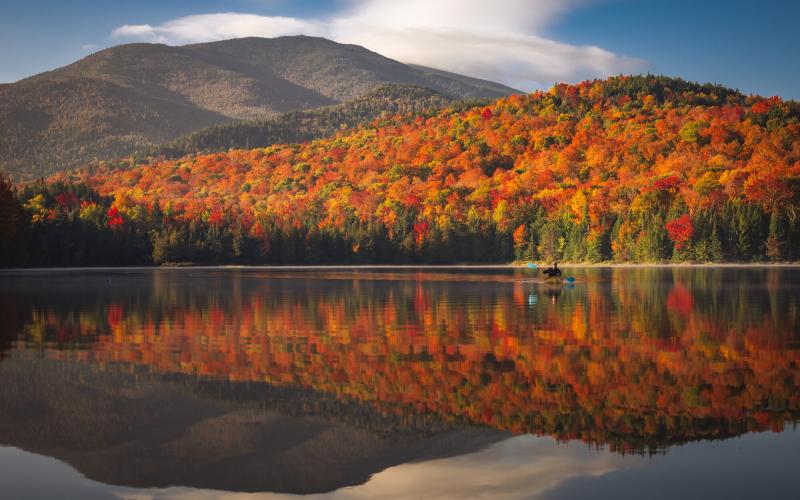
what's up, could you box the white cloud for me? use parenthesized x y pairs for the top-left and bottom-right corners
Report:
(109, 1), (645, 91)
(111, 13), (325, 45)
(80, 43), (98, 51)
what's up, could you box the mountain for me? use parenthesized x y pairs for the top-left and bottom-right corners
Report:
(0, 36), (519, 180)
(149, 84), (458, 159)
(7, 75), (800, 266)
(406, 64), (520, 98)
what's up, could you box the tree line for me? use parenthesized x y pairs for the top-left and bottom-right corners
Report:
(1, 173), (797, 267)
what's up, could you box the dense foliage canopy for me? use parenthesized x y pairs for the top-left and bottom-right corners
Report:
(2, 75), (800, 266)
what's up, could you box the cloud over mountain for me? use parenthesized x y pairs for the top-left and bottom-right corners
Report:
(111, 0), (645, 90)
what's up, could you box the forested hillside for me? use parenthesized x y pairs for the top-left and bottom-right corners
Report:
(150, 84), (456, 159)
(2, 75), (799, 266)
(0, 36), (517, 180)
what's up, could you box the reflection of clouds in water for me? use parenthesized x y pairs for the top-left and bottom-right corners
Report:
(327, 436), (639, 500)
(112, 436), (641, 500)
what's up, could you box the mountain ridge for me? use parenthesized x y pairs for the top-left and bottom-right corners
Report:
(0, 36), (519, 180)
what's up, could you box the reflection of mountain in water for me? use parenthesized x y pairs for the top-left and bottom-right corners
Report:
(0, 352), (505, 493)
(1, 267), (799, 459)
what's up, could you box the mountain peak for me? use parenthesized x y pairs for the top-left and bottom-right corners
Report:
(0, 37), (519, 180)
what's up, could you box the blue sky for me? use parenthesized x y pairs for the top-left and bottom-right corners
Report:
(1, 0), (797, 98)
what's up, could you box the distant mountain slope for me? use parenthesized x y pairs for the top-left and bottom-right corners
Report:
(0, 36), (519, 180)
(150, 84), (459, 159)
(180, 37), (519, 102)
(0, 77), (227, 179)
(407, 64), (522, 99)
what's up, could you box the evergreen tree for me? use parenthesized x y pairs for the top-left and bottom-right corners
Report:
(766, 209), (786, 261)
(0, 173), (28, 267)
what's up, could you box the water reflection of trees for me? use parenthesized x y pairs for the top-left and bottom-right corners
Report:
(4, 268), (799, 453)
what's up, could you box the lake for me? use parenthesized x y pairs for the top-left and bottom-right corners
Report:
(0, 266), (798, 499)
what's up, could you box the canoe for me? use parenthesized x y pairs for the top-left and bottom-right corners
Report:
(545, 276), (575, 284)
(518, 277), (576, 285)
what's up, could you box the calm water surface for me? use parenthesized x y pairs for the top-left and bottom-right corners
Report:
(0, 267), (798, 499)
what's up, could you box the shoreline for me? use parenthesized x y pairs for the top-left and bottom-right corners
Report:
(515, 262), (800, 268)
(2, 262), (800, 273)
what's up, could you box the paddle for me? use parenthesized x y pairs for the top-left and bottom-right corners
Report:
(527, 262), (576, 283)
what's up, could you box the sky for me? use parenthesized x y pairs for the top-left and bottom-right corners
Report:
(0, 0), (797, 98)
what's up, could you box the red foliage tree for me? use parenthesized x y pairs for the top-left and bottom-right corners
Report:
(412, 220), (430, 246)
(54, 192), (79, 213)
(666, 215), (694, 250)
(106, 206), (124, 229)
(653, 175), (682, 192)
(513, 224), (527, 248)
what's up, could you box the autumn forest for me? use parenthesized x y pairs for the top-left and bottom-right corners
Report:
(2, 75), (800, 266)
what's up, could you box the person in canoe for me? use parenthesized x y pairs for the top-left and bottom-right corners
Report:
(541, 262), (563, 282)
